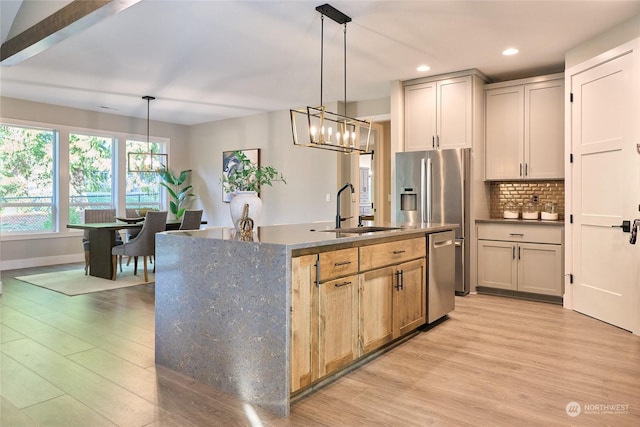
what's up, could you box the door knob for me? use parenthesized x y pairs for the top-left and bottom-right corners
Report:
(630, 219), (639, 245)
(612, 220), (631, 233)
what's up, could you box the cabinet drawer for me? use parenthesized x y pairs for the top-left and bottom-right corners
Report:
(360, 238), (426, 271)
(477, 223), (562, 244)
(318, 248), (358, 282)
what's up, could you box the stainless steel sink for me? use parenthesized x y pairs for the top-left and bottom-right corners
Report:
(320, 226), (402, 234)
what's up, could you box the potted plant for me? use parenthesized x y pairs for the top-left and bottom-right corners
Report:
(221, 150), (286, 193)
(158, 167), (196, 220)
(221, 150), (285, 229)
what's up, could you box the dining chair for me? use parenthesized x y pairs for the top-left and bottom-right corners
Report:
(124, 208), (154, 267)
(111, 211), (167, 282)
(179, 209), (204, 230)
(82, 208), (121, 275)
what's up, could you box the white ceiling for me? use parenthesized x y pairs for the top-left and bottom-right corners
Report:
(1, 0), (639, 125)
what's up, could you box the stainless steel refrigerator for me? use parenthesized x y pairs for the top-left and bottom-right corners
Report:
(396, 148), (470, 295)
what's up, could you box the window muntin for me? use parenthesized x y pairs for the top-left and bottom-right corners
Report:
(0, 124), (56, 233)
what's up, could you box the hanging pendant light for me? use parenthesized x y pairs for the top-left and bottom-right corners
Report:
(127, 95), (168, 172)
(290, 3), (372, 154)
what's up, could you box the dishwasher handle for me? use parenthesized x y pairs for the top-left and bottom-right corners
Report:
(432, 239), (454, 249)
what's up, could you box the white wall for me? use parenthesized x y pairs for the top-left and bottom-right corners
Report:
(565, 14), (640, 68)
(187, 109), (342, 227)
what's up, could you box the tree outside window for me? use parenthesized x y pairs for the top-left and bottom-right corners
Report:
(0, 124), (55, 233)
(68, 133), (114, 224)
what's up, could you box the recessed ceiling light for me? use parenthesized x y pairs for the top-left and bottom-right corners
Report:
(502, 48), (519, 56)
(417, 65), (430, 72)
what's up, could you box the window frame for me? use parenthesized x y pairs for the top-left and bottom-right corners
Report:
(0, 122), (58, 234)
(0, 117), (169, 240)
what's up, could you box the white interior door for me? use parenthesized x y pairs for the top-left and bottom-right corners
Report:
(570, 42), (640, 333)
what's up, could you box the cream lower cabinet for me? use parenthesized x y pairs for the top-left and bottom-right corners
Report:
(477, 223), (563, 297)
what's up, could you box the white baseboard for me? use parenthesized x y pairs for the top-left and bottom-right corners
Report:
(1, 254), (84, 271)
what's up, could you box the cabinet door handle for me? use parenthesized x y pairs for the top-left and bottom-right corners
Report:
(509, 233), (524, 237)
(334, 281), (351, 288)
(401, 270), (405, 290)
(519, 163), (523, 177)
(392, 250), (406, 255)
(394, 270), (402, 290)
(512, 246), (516, 259)
(432, 136), (435, 149)
(525, 163), (528, 176)
(518, 246), (521, 260)
(334, 260), (352, 266)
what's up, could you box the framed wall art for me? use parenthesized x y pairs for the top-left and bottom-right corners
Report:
(222, 148), (259, 202)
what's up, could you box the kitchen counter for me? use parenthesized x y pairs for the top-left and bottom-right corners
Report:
(162, 220), (458, 249)
(476, 218), (564, 226)
(154, 221), (456, 417)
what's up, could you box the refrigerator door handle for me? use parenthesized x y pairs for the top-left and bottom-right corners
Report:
(420, 158), (426, 223)
(426, 158), (433, 223)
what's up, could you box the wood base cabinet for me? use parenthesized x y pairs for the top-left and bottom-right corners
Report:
(290, 254), (317, 393)
(318, 274), (358, 377)
(359, 258), (426, 354)
(291, 235), (429, 395)
(477, 223), (563, 297)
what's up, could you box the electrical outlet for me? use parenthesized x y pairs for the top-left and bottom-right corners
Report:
(532, 194), (539, 203)
(325, 193), (330, 202)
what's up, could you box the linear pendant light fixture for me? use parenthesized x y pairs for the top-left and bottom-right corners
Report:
(128, 95), (168, 172)
(290, 3), (372, 154)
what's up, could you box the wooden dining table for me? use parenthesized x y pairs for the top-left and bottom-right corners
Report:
(67, 219), (186, 279)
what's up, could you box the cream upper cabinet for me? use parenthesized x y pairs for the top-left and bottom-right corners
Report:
(485, 75), (564, 180)
(404, 76), (473, 151)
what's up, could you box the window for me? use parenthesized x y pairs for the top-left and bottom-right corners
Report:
(68, 133), (114, 224)
(0, 124), (56, 233)
(126, 139), (163, 212)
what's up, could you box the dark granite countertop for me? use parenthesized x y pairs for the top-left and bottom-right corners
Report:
(476, 218), (564, 227)
(162, 221), (458, 251)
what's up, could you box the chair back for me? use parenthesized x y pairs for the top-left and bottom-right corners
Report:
(83, 208), (116, 240)
(179, 210), (203, 230)
(129, 210), (168, 256)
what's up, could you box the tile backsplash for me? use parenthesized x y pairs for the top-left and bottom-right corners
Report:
(490, 181), (565, 219)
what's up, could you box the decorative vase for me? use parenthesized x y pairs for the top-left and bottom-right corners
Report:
(229, 191), (262, 231)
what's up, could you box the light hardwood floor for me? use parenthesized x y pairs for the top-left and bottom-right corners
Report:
(1, 263), (638, 426)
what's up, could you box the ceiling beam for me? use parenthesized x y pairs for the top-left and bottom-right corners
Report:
(1, 0), (141, 66)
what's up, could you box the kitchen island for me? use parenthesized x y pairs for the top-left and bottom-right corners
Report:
(154, 222), (456, 416)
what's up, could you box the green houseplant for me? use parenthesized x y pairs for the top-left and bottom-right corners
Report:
(221, 150), (286, 194)
(158, 167), (196, 220)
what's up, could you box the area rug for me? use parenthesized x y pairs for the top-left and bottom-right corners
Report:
(15, 264), (154, 296)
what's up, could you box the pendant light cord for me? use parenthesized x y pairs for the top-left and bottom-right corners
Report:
(344, 22), (347, 108)
(319, 15), (349, 110)
(320, 15), (324, 107)
(142, 95), (155, 152)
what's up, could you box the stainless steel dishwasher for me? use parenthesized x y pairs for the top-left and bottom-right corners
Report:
(428, 230), (456, 323)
